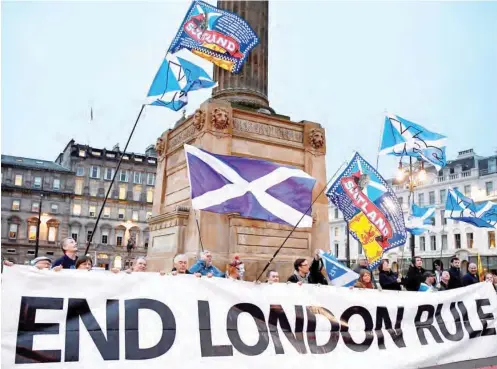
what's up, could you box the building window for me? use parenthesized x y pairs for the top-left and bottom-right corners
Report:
(28, 225), (37, 241)
(429, 191), (435, 205)
(146, 211), (152, 219)
(430, 235), (436, 251)
(89, 205), (97, 217)
(133, 172), (142, 184)
(119, 185), (127, 200)
(147, 173), (155, 186)
(101, 230), (109, 245)
(75, 178), (84, 195)
(73, 204), (81, 216)
(6, 249), (16, 254)
(119, 170), (128, 182)
(76, 167), (84, 176)
(454, 234), (461, 249)
(442, 234), (448, 250)
(46, 251), (54, 256)
(12, 200), (20, 211)
(439, 189), (446, 204)
(420, 236), (425, 251)
(79, 149), (86, 157)
(334, 227), (340, 237)
(53, 179), (60, 190)
(71, 231), (78, 242)
(103, 207), (110, 218)
(118, 208), (125, 220)
(51, 204), (58, 213)
(132, 211), (139, 221)
(9, 224), (18, 240)
(14, 174), (23, 186)
(27, 250), (35, 256)
(133, 185), (142, 202)
(440, 210), (447, 225)
(489, 231), (496, 249)
(334, 208), (339, 219)
(33, 177), (42, 188)
(147, 188), (154, 203)
(90, 166), (100, 179)
(489, 159), (497, 173)
(87, 230), (93, 242)
(466, 232), (474, 248)
(334, 243), (339, 258)
(31, 202), (39, 212)
(104, 168), (114, 181)
(48, 226), (57, 243)
(486, 181), (494, 196)
(116, 230), (124, 246)
(464, 185), (471, 197)
(418, 193), (425, 206)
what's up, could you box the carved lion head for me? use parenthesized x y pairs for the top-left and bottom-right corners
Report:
(309, 128), (324, 149)
(193, 109), (205, 131)
(211, 108), (230, 130)
(155, 137), (165, 156)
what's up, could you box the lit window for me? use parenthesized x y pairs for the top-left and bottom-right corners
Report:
(73, 204), (81, 216)
(89, 166), (100, 179)
(135, 157), (143, 162)
(89, 205), (97, 217)
(123, 155), (129, 160)
(104, 168), (114, 181)
(132, 211), (139, 221)
(92, 151), (101, 156)
(79, 149), (86, 157)
(31, 202), (40, 212)
(147, 173), (155, 186)
(75, 178), (83, 195)
(106, 153), (115, 158)
(118, 208), (125, 220)
(489, 231), (496, 249)
(14, 175), (23, 186)
(33, 177), (42, 188)
(119, 185), (127, 200)
(147, 188), (154, 203)
(133, 185), (142, 201)
(76, 167), (84, 176)
(53, 179), (60, 190)
(28, 225), (37, 241)
(48, 227), (57, 242)
(9, 224), (18, 239)
(148, 159), (156, 164)
(119, 170), (128, 182)
(133, 172), (142, 184)
(12, 200), (20, 211)
(103, 207), (110, 218)
(89, 181), (98, 197)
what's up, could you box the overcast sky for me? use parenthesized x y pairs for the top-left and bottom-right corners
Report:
(2, 0), (496, 178)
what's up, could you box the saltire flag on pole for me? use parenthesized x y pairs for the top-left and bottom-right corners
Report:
(405, 203), (436, 235)
(147, 53), (216, 111)
(168, 0), (259, 74)
(379, 112), (447, 170)
(319, 250), (359, 287)
(326, 153), (407, 269)
(444, 188), (497, 228)
(184, 144), (316, 227)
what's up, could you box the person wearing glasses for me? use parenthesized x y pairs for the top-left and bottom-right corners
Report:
(287, 251), (328, 285)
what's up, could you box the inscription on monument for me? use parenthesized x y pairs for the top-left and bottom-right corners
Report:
(168, 124), (196, 149)
(233, 118), (303, 143)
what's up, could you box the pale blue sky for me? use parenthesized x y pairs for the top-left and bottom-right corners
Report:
(2, 1), (497, 178)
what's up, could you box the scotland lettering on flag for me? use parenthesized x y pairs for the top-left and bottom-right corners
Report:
(326, 153), (407, 269)
(319, 250), (359, 287)
(445, 188), (497, 228)
(406, 203), (436, 235)
(379, 112), (447, 170)
(146, 52), (216, 111)
(184, 144), (317, 227)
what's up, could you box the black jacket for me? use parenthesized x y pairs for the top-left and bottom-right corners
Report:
(287, 258), (328, 285)
(448, 267), (463, 289)
(403, 265), (426, 291)
(438, 281), (449, 291)
(462, 273), (478, 286)
(379, 271), (401, 291)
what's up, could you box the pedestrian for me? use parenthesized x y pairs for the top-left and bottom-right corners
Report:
(266, 270), (280, 283)
(189, 250), (224, 277)
(354, 269), (374, 289)
(438, 271), (450, 291)
(52, 237), (78, 269)
(171, 254), (201, 277)
(448, 257), (463, 289)
(75, 255), (93, 271)
(287, 251), (328, 285)
(403, 256), (425, 291)
(378, 259), (401, 291)
(462, 263), (479, 286)
(419, 272), (437, 292)
(353, 256), (369, 274)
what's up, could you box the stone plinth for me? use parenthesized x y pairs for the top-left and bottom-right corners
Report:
(147, 99), (329, 280)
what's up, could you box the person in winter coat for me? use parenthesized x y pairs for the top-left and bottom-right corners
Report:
(189, 250), (225, 277)
(462, 263), (479, 286)
(448, 257), (463, 289)
(353, 256), (369, 274)
(287, 251), (328, 285)
(378, 259), (401, 291)
(403, 256), (425, 291)
(438, 271), (451, 291)
(354, 269), (374, 289)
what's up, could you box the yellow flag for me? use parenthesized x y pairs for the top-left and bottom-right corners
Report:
(477, 253), (484, 282)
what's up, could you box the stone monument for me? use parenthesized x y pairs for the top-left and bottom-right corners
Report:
(147, 1), (329, 279)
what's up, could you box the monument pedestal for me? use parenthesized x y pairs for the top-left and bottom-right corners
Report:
(147, 99), (329, 280)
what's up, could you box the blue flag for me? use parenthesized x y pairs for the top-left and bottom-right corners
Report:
(444, 188), (497, 228)
(168, 0), (259, 74)
(147, 54), (216, 111)
(319, 251), (359, 287)
(326, 153), (407, 269)
(406, 203), (436, 235)
(184, 144), (316, 227)
(379, 112), (447, 170)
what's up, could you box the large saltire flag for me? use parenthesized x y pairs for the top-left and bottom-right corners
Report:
(184, 144), (316, 227)
(319, 250), (359, 287)
(444, 188), (497, 228)
(147, 53), (216, 111)
(326, 153), (407, 269)
(168, 0), (259, 74)
(379, 112), (447, 170)
(406, 203), (436, 235)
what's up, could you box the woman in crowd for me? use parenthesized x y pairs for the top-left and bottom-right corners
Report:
(354, 269), (374, 289)
(75, 256), (93, 271)
(379, 259), (401, 291)
(485, 273), (497, 292)
(226, 256), (244, 280)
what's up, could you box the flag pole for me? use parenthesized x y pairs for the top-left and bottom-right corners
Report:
(85, 104), (146, 255)
(194, 210), (205, 254)
(256, 161), (348, 281)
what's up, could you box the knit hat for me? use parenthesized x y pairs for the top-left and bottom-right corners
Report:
(31, 256), (52, 266)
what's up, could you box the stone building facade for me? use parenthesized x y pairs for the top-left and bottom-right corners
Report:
(1, 140), (157, 269)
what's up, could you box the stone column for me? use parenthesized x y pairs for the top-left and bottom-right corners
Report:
(212, 1), (269, 110)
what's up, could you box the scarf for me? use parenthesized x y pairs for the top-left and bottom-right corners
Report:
(293, 270), (309, 283)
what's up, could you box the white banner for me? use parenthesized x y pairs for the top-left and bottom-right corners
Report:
(2, 266), (497, 369)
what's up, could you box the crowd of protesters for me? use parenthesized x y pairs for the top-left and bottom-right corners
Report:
(3, 236), (497, 293)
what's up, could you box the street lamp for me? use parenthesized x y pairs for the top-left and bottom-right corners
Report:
(396, 157), (427, 260)
(34, 182), (44, 258)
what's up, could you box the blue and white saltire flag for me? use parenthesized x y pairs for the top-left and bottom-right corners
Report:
(379, 112), (447, 170)
(406, 203), (436, 235)
(147, 53), (216, 111)
(445, 188), (497, 228)
(184, 144), (317, 227)
(319, 250), (359, 287)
